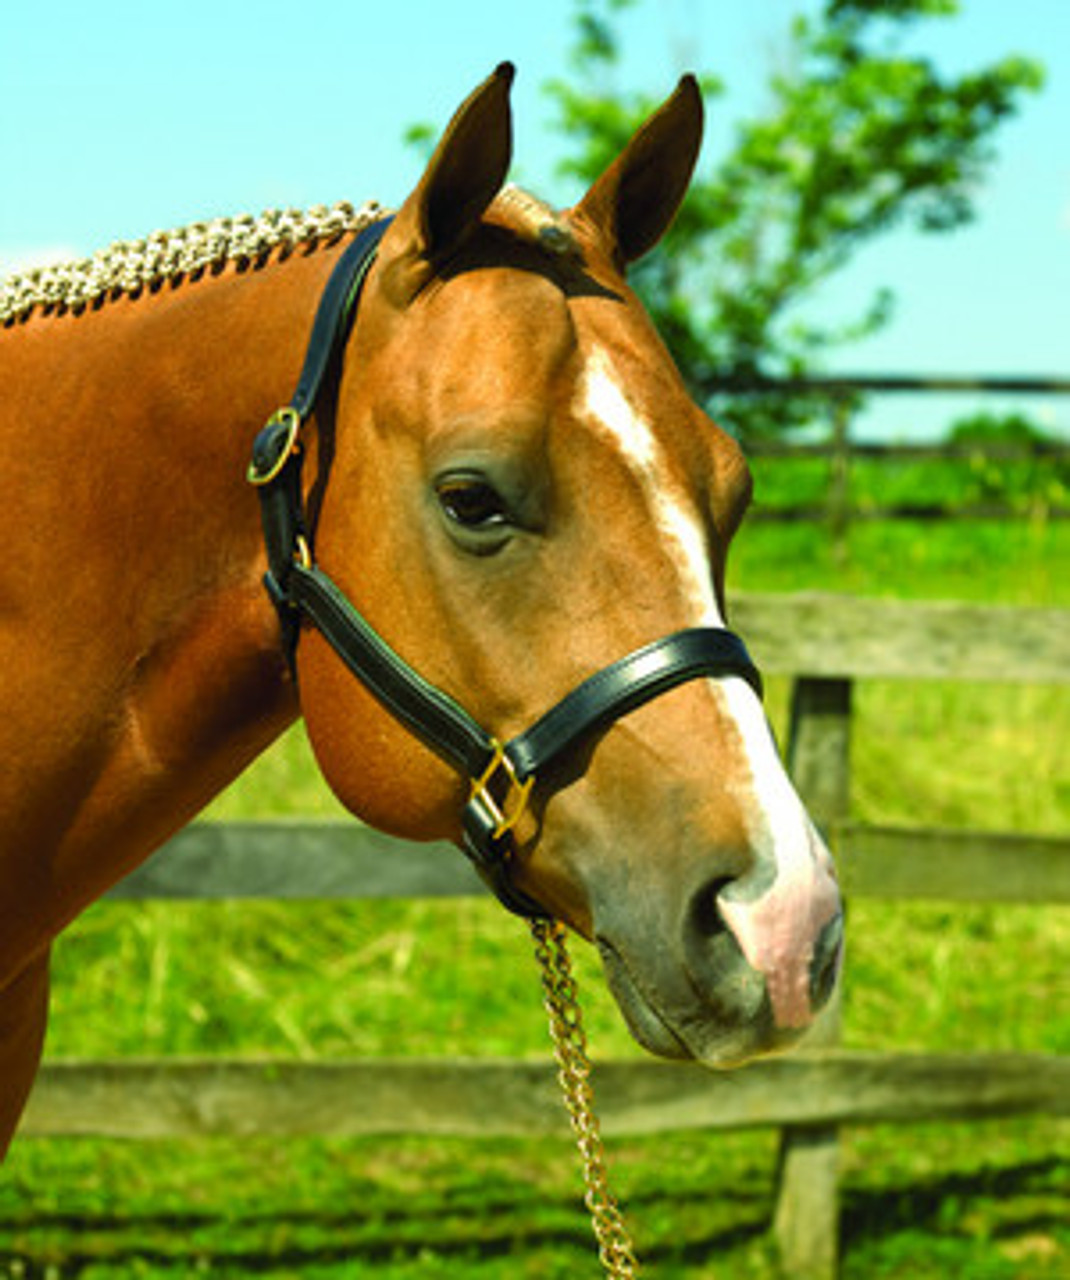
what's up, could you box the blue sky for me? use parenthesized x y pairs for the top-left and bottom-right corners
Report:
(2, 0), (1067, 440)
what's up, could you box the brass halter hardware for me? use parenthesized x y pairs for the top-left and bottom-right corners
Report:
(293, 534), (313, 572)
(468, 738), (535, 841)
(247, 406), (302, 486)
(533, 920), (640, 1277)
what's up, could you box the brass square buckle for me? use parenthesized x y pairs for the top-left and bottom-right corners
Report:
(469, 739), (534, 841)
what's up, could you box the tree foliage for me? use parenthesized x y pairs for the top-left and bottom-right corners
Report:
(945, 411), (1069, 508)
(948, 409), (1056, 451)
(546, 0), (1044, 440)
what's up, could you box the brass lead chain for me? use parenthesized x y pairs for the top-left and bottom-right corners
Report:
(531, 919), (640, 1278)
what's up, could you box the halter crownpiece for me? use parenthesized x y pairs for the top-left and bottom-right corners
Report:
(249, 216), (764, 918)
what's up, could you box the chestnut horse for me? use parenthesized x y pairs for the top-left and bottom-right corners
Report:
(0, 65), (841, 1159)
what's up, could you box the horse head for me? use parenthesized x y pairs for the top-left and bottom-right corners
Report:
(292, 65), (842, 1066)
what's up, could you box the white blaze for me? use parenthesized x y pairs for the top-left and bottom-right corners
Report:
(574, 347), (841, 1026)
(576, 348), (720, 627)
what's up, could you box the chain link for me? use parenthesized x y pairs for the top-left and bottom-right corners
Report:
(531, 918), (640, 1278)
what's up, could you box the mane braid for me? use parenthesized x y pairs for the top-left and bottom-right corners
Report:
(0, 200), (384, 327)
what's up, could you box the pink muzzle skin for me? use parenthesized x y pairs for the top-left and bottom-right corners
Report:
(716, 832), (843, 1029)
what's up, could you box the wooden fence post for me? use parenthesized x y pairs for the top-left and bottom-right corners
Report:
(828, 397), (852, 563)
(772, 675), (852, 1280)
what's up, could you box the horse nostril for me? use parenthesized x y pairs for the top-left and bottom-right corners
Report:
(688, 877), (735, 942)
(809, 913), (844, 1010)
(683, 875), (767, 1026)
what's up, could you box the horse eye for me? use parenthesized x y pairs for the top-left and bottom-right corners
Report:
(436, 477), (510, 530)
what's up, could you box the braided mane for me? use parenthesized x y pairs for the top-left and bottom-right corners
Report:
(0, 185), (580, 329)
(0, 200), (383, 327)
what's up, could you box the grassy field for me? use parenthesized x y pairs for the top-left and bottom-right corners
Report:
(1, 487), (1067, 1278)
(747, 442), (1070, 525)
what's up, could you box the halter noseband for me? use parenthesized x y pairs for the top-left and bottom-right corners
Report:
(248, 217), (763, 919)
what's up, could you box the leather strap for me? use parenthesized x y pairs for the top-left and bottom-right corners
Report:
(291, 218), (394, 420)
(504, 627), (762, 781)
(250, 217), (394, 650)
(288, 561), (497, 779)
(460, 627), (762, 916)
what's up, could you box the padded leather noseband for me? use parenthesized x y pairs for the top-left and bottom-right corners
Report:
(248, 217), (763, 918)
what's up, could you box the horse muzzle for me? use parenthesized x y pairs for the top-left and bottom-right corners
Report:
(592, 824), (843, 1066)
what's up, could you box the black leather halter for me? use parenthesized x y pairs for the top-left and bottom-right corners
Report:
(248, 217), (763, 918)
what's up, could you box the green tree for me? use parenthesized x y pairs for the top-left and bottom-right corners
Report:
(948, 409), (1053, 452)
(946, 410), (1068, 508)
(546, 0), (1044, 441)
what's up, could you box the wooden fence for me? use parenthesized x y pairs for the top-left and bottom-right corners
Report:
(19, 592), (1070, 1279)
(704, 373), (1070, 531)
(746, 434), (1070, 528)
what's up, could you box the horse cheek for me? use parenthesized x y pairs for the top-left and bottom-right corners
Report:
(297, 632), (464, 843)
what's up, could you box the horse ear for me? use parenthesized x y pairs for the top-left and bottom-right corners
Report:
(386, 62), (514, 287)
(572, 75), (703, 268)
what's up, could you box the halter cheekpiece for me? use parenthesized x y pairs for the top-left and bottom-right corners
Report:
(248, 216), (763, 919)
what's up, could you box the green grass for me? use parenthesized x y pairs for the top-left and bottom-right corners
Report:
(747, 449), (1070, 522)
(729, 508), (1069, 606)
(2, 511), (1068, 1278)
(3, 1126), (1067, 1277)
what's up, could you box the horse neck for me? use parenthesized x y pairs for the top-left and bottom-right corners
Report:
(12, 250), (343, 640)
(7, 246), (341, 567)
(0, 250), (341, 951)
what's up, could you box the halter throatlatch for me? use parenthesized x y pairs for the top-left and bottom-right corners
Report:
(249, 217), (764, 919)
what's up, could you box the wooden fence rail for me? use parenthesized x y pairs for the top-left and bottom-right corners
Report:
(19, 591), (1070, 1280)
(698, 372), (1070, 529)
(24, 1053), (1070, 1143)
(745, 444), (1070, 526)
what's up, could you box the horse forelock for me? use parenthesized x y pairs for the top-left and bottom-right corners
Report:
(490, 186), (577, 259)
(0, 200), (384, 327)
